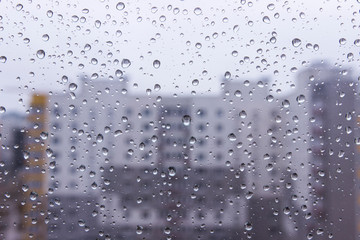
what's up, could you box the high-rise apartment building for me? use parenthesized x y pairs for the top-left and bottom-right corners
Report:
(22, 94), (49, 240)
(42, 75), (295, 240)
(293, 63), (357, 239)
(0, 113), (26, 240)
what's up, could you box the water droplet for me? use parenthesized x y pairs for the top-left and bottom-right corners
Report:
(354, 39), (360, 47)
(95, 20), (101, 28)
(164, 227), (171, 234)
(292, 38), (302, 47)
(0, 106), (6, 113)
(233, 25), (239, 32)
(234, 90), (241, 97)
(69, 83), (77, 91)
(79, 165), (86, 171)
(0, 56), (7, 63)
(228, 133), (237, 141)
(139, 142), (145, 150)
(194, 7), (202, 15)
(47, 10), (53, 18)
(282, 99), (290, 108)
(116, 2), (125, 10)
(291, 173), (298, 180)
(296, 94), (306, 103)
(262, 16), (270, 24)
(266, 164), (273, 171)
(29, 191), (38, 201)
(267, 4), (275, 10)
(22, 184), (29, 192)
(154, 84), (161, 91)
(153, 60), (161, 69)
(136, 225), (143, 234)
(23, 151), (29, 159)
(182, 115), (191, 126)
(62, 75), (68, 83)
(96, 134), (104, 142)
(245, 222), (253, 231)
(339, 38), (347, 45)
(91, 182), (97, 189)
(78, 220), (85, 227)
(16, 4), (23, 11)
(192, 79), (199, 86)
(224, 71), (231, 79)
(239, 110), (247, 119)
(168, 167), (176, 176)
(121, 59), (131, 68)
(36, 50), (45, 59)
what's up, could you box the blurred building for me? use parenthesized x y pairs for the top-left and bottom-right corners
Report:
(42, 75), (300, 240)
(24, 65), (358, 240)
(293, 63), (357, 239)
(0, 113), (26, 240)
(21, 95), (49, 240)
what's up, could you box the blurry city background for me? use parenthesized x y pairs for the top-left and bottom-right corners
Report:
(1, 0), (360, 240)
(0, 62), (359, 239)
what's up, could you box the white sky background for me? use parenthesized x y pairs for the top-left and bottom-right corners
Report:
(0, 0), (359, 112)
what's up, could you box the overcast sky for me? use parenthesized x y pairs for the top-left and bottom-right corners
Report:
(0, 0), (359, 112)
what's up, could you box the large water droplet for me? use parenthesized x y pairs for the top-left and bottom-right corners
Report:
(47, 10), (53, 18)
(0, 56), (7, 63)
(16, 4), (23, 11)
(182, 115), (191, 126)
(194, 7), (202, 15)
(262, 16), (270, 24)
(36, 50), (46, 59)
(121, 59), (131, 68)
(69, 83), (77, 91)
(292, 38), (301, 47)
(296, 94), (306, 103)
(228, 133), (237, 141)
(339, 38), (347, 45)
(168, 167), (176, 176)
(192, 79), (199, 86)
(116, 2), (125, 11)
(136, 225), (143, 235)
(153, 60), (161, 69)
